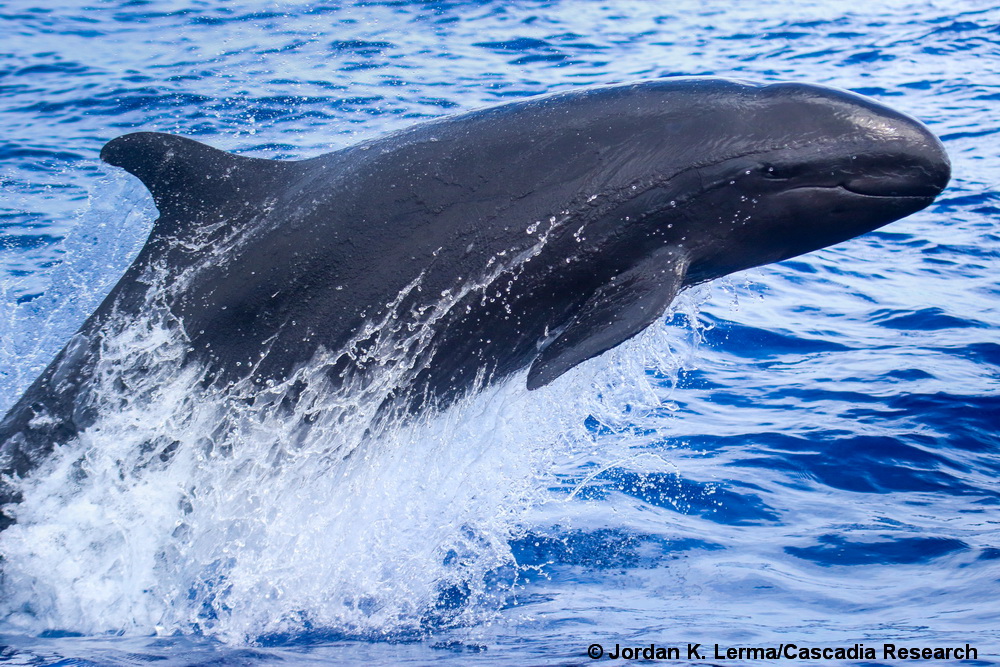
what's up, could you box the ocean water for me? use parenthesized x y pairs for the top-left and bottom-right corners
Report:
(0, 0), (998, 665)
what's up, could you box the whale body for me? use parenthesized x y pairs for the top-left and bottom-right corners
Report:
(0, 78), (949, 528)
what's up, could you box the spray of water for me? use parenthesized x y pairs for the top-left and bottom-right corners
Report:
(0, 177), (713, 645)
(0, 172), (153, 412)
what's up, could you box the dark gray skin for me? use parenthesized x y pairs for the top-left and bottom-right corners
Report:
(0, 78), (949, 528)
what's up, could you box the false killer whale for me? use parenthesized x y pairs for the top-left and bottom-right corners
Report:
(0, 78), (949, 527)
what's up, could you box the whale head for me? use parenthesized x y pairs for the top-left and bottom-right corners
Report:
(605, 79), (951, 283)
(513, 79), (950, 388)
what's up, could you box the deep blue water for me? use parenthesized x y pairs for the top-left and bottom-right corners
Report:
(1, 1), (998, 665)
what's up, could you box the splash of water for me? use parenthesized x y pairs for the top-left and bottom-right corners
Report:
(0, 171), (153, 413)
(0, 183), (711, 644)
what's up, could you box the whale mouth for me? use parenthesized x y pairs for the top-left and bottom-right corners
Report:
(837, 142), (952, 199)
(839, 173), (948, 199)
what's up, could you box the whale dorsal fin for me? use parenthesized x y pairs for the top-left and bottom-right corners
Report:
(100, 132), (293, 241)
(527, 245), (689, 389)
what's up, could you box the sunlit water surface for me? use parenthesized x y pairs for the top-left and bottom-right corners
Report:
(0, 1), (998, 665)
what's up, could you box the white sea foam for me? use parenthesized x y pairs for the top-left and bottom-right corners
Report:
(0, 319), (702, 643)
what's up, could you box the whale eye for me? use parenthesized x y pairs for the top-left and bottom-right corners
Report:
(761, 164), (800, 180)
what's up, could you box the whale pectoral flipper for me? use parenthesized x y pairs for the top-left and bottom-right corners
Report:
(526, 245), (689, 390)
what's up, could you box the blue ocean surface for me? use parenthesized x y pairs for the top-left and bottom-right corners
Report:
(0, 1), (998, 665)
